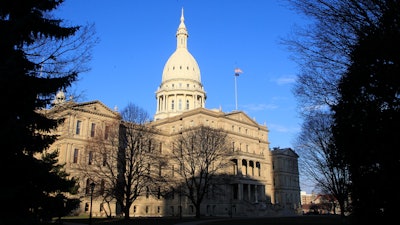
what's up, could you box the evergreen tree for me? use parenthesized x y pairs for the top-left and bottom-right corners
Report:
(0, 0), (89, 223)
(332, 1), (400, 223)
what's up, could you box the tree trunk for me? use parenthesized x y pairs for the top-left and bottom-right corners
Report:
(195, 203), (201, 218)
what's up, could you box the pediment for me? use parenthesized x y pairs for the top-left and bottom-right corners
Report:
(272, 148), (299, 158)
(224, 111), (259, 126)
(71, 101), (120, 119)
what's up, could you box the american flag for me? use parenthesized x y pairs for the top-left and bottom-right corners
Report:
(234, 68), (243, 76)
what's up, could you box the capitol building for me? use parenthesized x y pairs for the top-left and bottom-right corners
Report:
(44, 9), (301, 218)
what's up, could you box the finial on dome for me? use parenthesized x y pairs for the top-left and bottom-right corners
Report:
(181, 7), (184, 22)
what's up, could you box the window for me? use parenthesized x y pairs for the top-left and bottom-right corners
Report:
(100, 180), (105, 195)
(85, 179), (91, 195)
(90, 123), (96, 137)
(186, 100), (189, 110)
(88, 151), (93, 165)
(148, 140), (152, 153)
(102, 153), (107, 166)
(73, 148), (79, 163)
(104, 125), (109, 140)
(178, 99), (182, 110)
(171, 100), (174, 110)
(76, 120), (82, 135)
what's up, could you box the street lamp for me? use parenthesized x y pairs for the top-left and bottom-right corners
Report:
(89, 182), (95, 225)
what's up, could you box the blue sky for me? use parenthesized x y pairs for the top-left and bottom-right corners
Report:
(55, 0), (311, 190)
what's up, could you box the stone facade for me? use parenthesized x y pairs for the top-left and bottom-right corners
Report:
(43, 8), (301, 218)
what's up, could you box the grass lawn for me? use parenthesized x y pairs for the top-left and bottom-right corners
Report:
(61, 215), (351, 225)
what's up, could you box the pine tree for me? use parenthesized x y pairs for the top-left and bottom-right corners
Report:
(332, 1), (400, 222)
(0, 1), (86, 223)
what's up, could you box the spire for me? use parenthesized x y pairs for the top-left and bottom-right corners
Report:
(176, 7), (188, 49)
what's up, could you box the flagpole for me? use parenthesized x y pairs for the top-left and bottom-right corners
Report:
(234, 68), (242, 111)
(234, 72), (238, 111)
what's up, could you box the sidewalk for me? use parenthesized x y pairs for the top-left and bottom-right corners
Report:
(174, 218), (226, 225)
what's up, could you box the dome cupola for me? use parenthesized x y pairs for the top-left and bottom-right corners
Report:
(154, 8), (206, 120)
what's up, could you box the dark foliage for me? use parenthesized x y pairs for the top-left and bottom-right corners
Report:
(0, 0), (83, 224)
(332, 0), (400, 223)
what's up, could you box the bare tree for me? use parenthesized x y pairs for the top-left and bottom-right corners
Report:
(83, 103), (164, 219)
(166, 125), (231, 218)
(295, 111), (350, 216)
(283, 1), (399, 221)
(281, 0), (376, 113)
(82, 120), (120, 218)
(25, 21), (98, 105)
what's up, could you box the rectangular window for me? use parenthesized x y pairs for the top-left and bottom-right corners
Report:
(148, 140), (152, 153)
(100, 180), (105, 195)
(90, 123), (96, 137)
(88, 151), (93, 165)
(76, 120), (82, 135)
(104, 125), (109, 140)
(102, 153), (107, 166)
(73, 148), (79, 163)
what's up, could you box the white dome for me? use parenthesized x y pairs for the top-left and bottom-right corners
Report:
(161, 48), (201, 83)
(154, 8), (206, 121)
